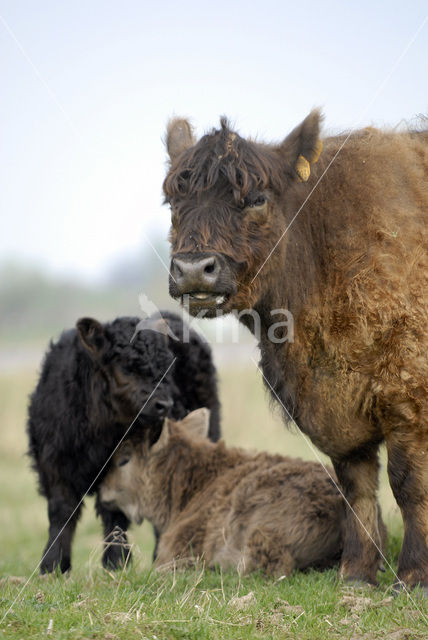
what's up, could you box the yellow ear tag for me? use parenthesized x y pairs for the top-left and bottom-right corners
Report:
(311, 139), (323, 164)
(296, 155), (311, 182)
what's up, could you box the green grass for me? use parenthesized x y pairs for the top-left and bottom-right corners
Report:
(2, 555), (427, 640)
(0, 365), (427, 639)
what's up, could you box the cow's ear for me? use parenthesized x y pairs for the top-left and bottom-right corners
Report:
(151, 418), (170, 453)
(166, 118), (195, 162)
(280, 109), (323, 182)
(76, 317), (107, 356)
(180, 408), (210, 440)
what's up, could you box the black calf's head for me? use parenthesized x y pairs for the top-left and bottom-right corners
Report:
(76, 316), (174, 425)
(163, 112), (323, 316)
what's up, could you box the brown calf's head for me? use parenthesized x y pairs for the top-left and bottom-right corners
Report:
(164, 111), (323, 316)
(99, 408), (210, 528)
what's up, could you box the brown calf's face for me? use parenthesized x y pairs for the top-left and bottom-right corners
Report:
(99, 408), (210, 525)
(163, 112), (323, 316)
(100, 440), (146, 524)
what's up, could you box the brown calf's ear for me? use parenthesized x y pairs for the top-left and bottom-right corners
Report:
(151, 418), (171, 453)
(76, 317), (106, 356)
(280, 109), (323, 182)
(180, 408), (210, 440)
(166, 118), (195, 162)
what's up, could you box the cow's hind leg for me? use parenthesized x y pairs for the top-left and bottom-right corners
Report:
(40, 485), (81, 574)
(333, 445), (386, 585)
(96, 494), (131, 569)
(386, 429), (428, 593)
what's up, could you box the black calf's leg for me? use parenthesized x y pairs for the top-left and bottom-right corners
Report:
(96, 494), (131, 569)
(41, 487), (81, 574)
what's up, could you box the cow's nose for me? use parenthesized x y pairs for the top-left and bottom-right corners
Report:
(170, 256), (220, 292)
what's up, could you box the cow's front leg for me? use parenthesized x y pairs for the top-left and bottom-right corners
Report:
(386, 429), (428, 593)
(332, 445), (386, 585)
(96, 494), (132, 569)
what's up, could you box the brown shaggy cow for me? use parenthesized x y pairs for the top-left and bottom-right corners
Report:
(163, 113), (428, 592)
(100, 409), (347, 575)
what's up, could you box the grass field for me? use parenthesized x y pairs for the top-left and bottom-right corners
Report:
(0, 362), (427, 639)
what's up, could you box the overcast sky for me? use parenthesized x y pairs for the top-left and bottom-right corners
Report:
(1, 1), (427, 281)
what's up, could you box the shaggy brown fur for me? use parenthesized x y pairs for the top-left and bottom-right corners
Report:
(100, 409), (348, 575)
(163, 113), (428, 590)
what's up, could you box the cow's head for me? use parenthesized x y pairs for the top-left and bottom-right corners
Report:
(99, 408), (210, 527)
(164, 112), (323, 316)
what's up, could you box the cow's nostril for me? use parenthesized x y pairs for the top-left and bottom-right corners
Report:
(204, 261), (216, 274)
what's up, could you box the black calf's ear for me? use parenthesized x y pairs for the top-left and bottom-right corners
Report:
(76, 317), (106, 356)
(165, 118), (195, 162)
(280, 109), (323, 182)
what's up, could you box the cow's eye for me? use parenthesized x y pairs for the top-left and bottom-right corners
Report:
(244, 194), (267, 209)
(118, 456), (130, 467)
(250, 196), (266, 207)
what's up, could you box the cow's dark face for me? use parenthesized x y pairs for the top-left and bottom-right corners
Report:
(76, 317), (174, 424)
(168, 185), (277, 316)
(163, 113), (322, 316)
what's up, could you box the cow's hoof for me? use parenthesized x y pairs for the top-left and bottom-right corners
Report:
(392, 581), (428, 598)
(343, 575), (377, 589)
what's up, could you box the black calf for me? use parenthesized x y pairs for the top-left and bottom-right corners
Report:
(27, 312), (220, 573)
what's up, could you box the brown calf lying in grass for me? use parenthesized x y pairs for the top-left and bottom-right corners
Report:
(100, 409), (347, 575)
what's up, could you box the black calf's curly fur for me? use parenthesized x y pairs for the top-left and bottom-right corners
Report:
(27, 312), (220, 573)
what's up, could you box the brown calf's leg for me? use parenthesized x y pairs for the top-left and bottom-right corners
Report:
(333, 445), (385, 585)
(386, 429), (428, 593)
